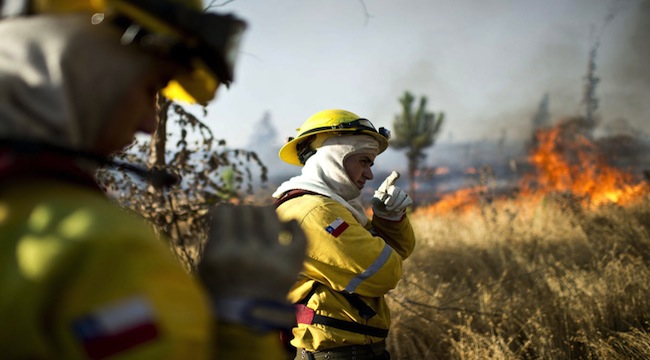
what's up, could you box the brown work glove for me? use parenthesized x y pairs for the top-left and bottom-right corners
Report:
(197, 204), (306, 332)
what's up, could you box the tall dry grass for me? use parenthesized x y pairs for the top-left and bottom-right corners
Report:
(387, 194), (650, 359)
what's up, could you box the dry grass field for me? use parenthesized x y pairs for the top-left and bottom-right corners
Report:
(386, 194), (650, 359)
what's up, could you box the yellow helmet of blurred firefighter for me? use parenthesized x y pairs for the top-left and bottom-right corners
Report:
(0, 0), (247, 105)
(279, 109), (390, 166)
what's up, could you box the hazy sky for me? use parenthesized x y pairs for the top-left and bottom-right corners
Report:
(192, 0), (649, 150)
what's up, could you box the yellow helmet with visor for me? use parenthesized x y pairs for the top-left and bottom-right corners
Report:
(279, 109), (390, 166)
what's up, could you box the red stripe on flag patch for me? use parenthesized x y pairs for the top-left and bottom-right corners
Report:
(331, 221), (349, 237)
(325, 217), (349, 237)
(83, 322), (158, 359)
(72, 296), (159, 359)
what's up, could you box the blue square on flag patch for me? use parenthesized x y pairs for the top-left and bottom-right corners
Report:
(72, 296), (159, 359)
(325, 217), (349, 237)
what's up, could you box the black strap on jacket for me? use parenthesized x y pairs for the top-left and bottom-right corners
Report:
(0, 145), (100, 191)
(0, 139), (179, 189)
(342, 292), (377, 320)
(296, 282), (389, 338)
(310, 314), (388, 338)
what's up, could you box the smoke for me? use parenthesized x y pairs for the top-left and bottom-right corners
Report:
(611, 1), (650, 88)
(476, 0), (650, 144)
(245, 111), (300, 182)
(246, 111), (279, 150)
(367, 0), (650, 179)
(600, 0), (650, 135)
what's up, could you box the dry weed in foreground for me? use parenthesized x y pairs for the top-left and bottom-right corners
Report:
(387, 195), (650, 359)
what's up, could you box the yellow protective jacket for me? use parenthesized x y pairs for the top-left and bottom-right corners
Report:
(0, 176), (286, 359)
(275, 192), (415, 351)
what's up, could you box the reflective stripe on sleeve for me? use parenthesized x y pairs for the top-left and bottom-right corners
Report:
(344, 244), (393, 293)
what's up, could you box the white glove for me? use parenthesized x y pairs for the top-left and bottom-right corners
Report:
(371, 171), (413, 221)
(197, 204), (307, 331)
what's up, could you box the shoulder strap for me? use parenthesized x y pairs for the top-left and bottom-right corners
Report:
(297, 281), (320, 305)
(0, 148), (100, 191)
(274, 189), (320, 208)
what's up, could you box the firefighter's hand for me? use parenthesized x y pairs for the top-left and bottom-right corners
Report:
(372, 171), (412, 221)
(197, 204), (307, 331)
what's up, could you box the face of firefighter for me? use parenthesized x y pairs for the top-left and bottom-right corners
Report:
(93, 63), (177, 155)
(344, 152), (376, 190)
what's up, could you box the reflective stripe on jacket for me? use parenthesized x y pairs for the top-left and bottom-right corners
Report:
(276, 193), (415, 351)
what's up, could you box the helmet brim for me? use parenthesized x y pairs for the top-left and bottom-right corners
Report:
(278, 129), (389, 166)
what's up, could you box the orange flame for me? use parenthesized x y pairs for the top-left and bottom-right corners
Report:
(414, 122), (648, 215)
(521, 126), (648, 207)
(435, 167), (450, 175)
(416, 186), (482, 215)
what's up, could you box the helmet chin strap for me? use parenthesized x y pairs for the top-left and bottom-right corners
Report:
(296, 135), (317, 165)
(0, 139), (180, 189)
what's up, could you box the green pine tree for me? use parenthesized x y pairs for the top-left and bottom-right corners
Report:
(391, 91), (444, 205)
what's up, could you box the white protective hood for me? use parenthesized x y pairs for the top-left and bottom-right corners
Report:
(0, 14), (155, 152)
(273, 134), (380, 226)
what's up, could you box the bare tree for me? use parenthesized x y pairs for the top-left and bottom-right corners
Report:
(390, 91), (444, 205)
(97, 98), (267, 272)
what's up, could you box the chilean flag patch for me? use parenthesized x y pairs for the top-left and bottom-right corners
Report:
(325, 217), (349, 237)
(72, 296), (159, 359)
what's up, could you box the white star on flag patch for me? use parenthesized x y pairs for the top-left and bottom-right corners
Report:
(72, 296), (159, 359)
(325, 217), (349, 237)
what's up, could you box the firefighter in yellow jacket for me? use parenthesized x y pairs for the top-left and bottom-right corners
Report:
(273, 109), (416, 359)
(0, 1), (306, 359)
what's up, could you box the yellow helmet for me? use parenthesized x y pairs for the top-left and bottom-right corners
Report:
(279, 109), (390, 166)
(2, 0), (246, 105)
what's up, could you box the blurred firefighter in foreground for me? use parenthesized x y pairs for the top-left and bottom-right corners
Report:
(273, 109), (416, 360)
(0, 0), (306, 359)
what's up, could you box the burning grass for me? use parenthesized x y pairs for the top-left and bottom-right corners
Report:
(387, 192), (650, 359)
(521, 122), (649, 207)
(422, 119), (650, 216)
